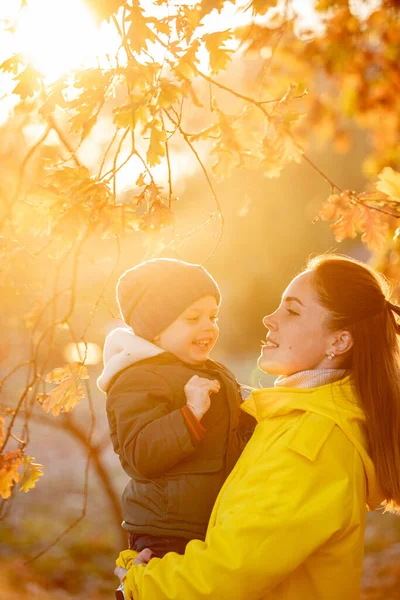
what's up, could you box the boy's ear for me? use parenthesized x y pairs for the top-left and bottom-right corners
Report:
(332, 330), (353, 356)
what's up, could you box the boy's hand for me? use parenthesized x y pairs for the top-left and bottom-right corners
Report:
(114, 566), (128, 582)
(184, 375), (220, 420)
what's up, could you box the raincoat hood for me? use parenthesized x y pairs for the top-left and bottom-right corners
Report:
(242, 375), (384, 510)
(97, 327), (164, 393)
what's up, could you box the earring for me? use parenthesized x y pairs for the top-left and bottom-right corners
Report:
(327, 352), (335, 360)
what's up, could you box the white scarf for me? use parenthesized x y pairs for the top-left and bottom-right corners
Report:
(274, 369), (348, 389)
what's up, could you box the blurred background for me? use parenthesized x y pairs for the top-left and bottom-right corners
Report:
(1, 0), (400, 598)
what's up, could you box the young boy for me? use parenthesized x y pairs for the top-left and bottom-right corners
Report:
(98, 258), (254, 568)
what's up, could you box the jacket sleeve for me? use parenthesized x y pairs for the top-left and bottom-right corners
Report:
(107, 369), (205, 479)
(122, 427), (355, 599)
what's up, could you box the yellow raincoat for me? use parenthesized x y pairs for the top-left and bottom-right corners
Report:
(117, 376), (384, 599)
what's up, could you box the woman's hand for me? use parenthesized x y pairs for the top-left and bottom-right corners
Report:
(184, 375), (220, 420)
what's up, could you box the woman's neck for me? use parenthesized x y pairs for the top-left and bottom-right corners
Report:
(274, 369), (348, 389)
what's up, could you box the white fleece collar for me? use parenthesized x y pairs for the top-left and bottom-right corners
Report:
(97, 327), (164, 393)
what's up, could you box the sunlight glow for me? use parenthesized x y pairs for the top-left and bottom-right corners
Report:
(13, 0), (118, 81)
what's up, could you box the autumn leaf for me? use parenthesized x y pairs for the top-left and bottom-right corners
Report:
(0, 53), (24, 75)
(173, 40), (200, 80)
(199, 0), (234, 19)
(141, 200), (174, 231)
(376, 167), (400, 202)
(359, 208), (390, 252)
(113, 101), (148, 130)
(126, 1), (157, 54)
(158, 81), (182, 109)
(330, 205), (363, 242)
(42, 362), (89, 416)
(318, 191), (354, 222)
(13, 65), (44, 98)
(19, 455), (44, 493)
(0, 450), (23, 500)
(203, 30), (233, 74)
(146, 119), (166, 167)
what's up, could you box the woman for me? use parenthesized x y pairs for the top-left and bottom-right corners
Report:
(115, 254), (400, 600)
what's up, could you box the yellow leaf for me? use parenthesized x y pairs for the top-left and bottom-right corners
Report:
(43, 362), (88, 416)
(146, 119), (166, 167)
(140, 200), (174, 231)
(13, 65), (43, 99)
(19, 455), (44, 493)
(173, 41), (200, 80)
(126, 2), (157, 54)
(376, 167), (400, 201)
(45, 362), (88, 384)
(158, 82), (182, 109)
(0, 450), (23, 500)
(203, 30), (233, 74)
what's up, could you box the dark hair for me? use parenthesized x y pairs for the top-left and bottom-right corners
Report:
(307, 254), (400, 512)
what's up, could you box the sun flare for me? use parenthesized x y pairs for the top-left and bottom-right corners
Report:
(12, 0), (117, 81)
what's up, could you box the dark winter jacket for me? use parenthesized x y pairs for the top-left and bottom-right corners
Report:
(98, 328), (255, 540)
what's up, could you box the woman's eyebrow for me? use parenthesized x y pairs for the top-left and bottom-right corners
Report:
(285, 296), (304, 307)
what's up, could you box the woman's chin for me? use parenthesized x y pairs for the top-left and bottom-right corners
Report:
(257, 355), (280, 375)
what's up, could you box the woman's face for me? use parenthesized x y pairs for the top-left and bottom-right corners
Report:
(258, 271), (337, 377)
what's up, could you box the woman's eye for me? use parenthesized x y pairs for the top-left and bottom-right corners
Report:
(286, 308), (300, 316)
(186, 317), (198, 323)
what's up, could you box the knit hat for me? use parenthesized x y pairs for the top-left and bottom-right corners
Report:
(116, 258), (221, 340)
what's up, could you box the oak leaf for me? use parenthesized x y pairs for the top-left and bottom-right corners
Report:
(376, 167), (400, 202)
(318, 191), (354, 222)
(146, 119), (166, 167)
(140, 200), (174, 231)
(13, 65), (43, 99)
(173, 40), (200, 80)
(126, 2), (157, 54)
(0, 450), (23, 500)
(19, 455), (44, 493)
(359, 208), (390, 252)
(0, 53), (25, 75)
(330, 205), (363, 242)
(42, 362), (89, 416)
(203, 30), (233, 74)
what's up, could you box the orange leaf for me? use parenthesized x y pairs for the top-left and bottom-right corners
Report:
(43, 362), (88, 416)
(0, 450), (23, 500)
(330, 205), (363, 242)
(359, 208), (389, 252)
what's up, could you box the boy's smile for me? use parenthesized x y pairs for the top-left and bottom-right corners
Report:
(155, 296), (219, 364)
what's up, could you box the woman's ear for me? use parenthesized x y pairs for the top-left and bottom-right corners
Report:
(332, 330), (353, 356)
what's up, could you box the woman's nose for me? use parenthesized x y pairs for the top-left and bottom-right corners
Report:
(263, 314), (277, 330)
